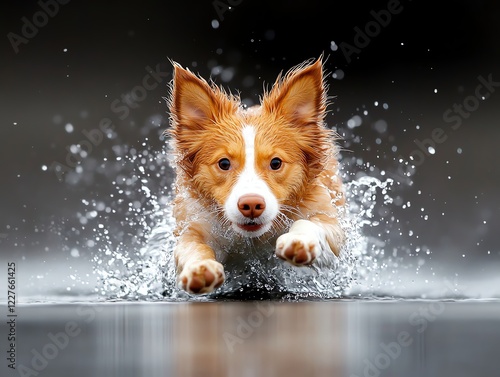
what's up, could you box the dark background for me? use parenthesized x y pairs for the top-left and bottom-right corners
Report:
(1, 0), (499, 296)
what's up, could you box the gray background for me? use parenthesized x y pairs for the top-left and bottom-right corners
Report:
(0, 0), (499, 298)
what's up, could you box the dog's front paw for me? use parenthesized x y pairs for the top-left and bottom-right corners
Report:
(275, 232), (321, 266)
(178, 260), (225, 294)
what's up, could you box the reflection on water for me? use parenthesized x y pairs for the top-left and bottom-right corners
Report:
(4, 301), (499, 377)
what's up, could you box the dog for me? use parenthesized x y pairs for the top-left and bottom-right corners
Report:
(167, 58), (345, 294)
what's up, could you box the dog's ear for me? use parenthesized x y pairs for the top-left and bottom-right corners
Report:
(262, 58), (331, 179)
(168, 64), (236, 174)
(262, 58), (326, 126)
(170, 64), (221, 130)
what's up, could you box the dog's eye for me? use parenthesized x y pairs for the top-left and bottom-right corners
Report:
(270, 157), (282, 170)
(218, 158), (231, 171)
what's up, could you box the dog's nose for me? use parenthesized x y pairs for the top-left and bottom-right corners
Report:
(238, 194), (266, 218)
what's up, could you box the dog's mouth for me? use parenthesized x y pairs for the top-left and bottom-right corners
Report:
(236, 221), (264, 233)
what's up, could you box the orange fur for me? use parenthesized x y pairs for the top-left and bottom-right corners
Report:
(168, 58), (345, 294)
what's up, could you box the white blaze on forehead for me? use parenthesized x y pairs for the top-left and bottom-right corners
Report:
(242, 125), (256, 172)
(238, 125), (265, 190)
(223, 125), (279, 237)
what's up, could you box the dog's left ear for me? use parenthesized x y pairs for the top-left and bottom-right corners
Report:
(262, 58), (326, 126)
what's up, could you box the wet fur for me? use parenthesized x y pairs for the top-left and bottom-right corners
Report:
(168, 58), (345, 294)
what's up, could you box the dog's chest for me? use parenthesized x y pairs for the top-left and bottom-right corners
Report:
(208, 227), (280, 265)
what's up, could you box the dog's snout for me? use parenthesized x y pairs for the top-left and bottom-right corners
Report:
(238, 194), (266, 218)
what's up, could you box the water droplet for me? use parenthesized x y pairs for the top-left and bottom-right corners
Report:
(332, 69), (344, 80)
(347, 115), (362, 129)
(221, 67), (234, 82)
(374, 119), (388, 133)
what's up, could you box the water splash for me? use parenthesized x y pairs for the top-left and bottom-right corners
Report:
(80, 133), (413, 301)
(44, 81), (429, 302)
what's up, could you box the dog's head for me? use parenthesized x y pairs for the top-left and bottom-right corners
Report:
(168, 59), (334, 237)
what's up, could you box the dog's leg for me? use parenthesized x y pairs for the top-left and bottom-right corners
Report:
(276, 168), (345, 266)
(175, 226), (225, 294)
(275, 215), (344, 266)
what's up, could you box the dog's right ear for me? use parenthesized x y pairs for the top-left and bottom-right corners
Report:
(171, 64), (212, 128)
(168, 63), (235, 173)
(170, 64), (228, 131)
